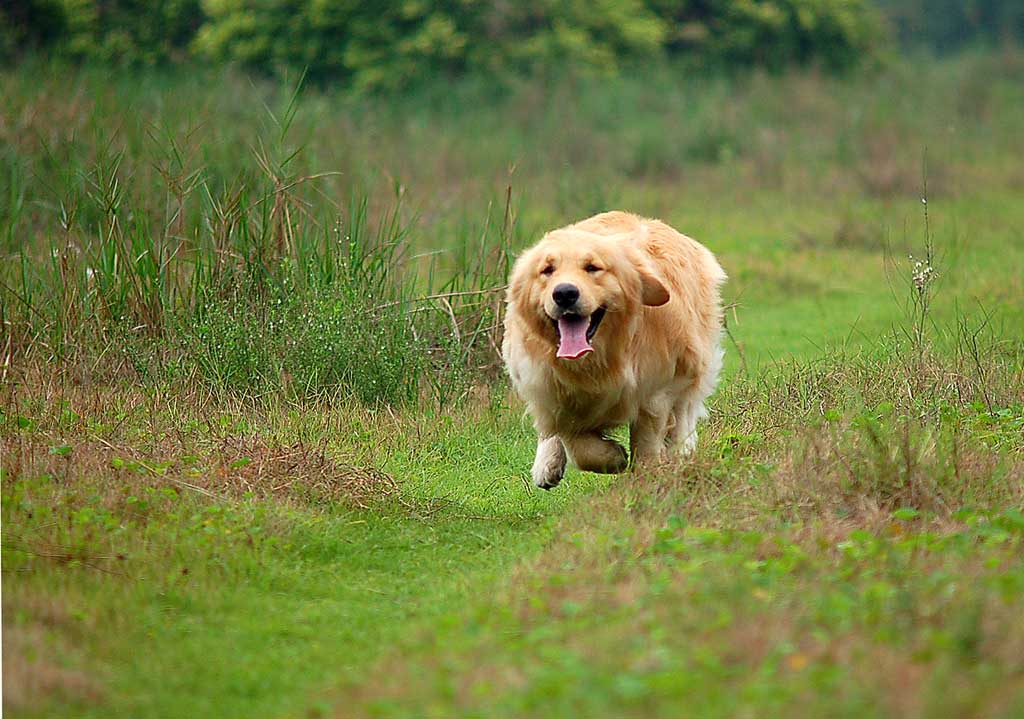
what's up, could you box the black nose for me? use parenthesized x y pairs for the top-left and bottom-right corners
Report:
(552, 283), (580, 308)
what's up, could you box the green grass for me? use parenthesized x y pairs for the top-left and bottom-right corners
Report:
(3, 391), (610, 717)
(344, 379), (1024, 718)
(353, 516), (1024, 718)
(2, 51), (1024, 718)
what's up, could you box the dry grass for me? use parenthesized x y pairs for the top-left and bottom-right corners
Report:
(203, 436), (399, 508)
(2, 431), (399, 510)
(674, 420), (1024, 530)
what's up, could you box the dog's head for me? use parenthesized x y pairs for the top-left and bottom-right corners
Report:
(508, 230), (669, 360)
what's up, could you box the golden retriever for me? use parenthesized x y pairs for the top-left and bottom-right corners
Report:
(502, 211), (726, 489)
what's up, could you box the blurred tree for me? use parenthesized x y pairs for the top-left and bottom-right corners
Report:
(1, 0), (67, 59)
(3, 0), (890, 83)
(649, 0), (881, 71)
(195, 0), (666, 89)
(468, 0), (668, 77)
(197, 0), (878, 88)
(47, 0), (203, 65)
(194, 0), (476, 88)
(878, 0), (1024, 52)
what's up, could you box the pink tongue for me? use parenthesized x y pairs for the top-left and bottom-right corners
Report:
(557, 316), (592, 359)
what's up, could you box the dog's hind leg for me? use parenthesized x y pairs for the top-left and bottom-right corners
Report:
(532, 435), (567, 489)
(562, 433), (628, 474)
(669, 342), (724, 457)
(668, 394), (705, 456)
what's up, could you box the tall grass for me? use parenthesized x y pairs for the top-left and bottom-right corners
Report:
(0, 68), (520, 402)
(2, 170), (512, 400)
(2, 50), (1022, 401)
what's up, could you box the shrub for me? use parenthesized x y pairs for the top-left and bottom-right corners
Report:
(879, 0), (1024, 53)
(2, 0), (204, 65)
(467, 0), (668, 79)
(0, 0), (883, 85)
(194, 0), (474, 89)
(650, 0), (883, 71)
(187, 298), (277, 391)
(194, 0), (881, 87)
(282, 287), (423, 404)
(194, 0), (667, 90)
(0, 0), (67, 60)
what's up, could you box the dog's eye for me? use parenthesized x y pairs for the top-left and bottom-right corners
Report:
(541, 265), (555, 276)
(584, 263), (602, 273)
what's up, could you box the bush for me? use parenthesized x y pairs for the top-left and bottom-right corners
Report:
(195, 0), (881, 87)
(0, 0), (67, 60)
(187, 299), (277, 391)
(195, 0), (668, 90)
(2, 0), (204, 65)
(466, 0), (668, 79)
(282, 287), (423, 404)
(650, 0), (883, 71)
(879, 0), (1024, 53)
(193, 1), (469, 89)
(3, 0), (885, 82)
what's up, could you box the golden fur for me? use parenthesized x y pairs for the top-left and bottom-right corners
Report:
(502, 211), (727, 488)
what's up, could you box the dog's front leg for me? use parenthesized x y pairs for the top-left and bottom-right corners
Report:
(562, 433), (628, 474)
(532, 435), (567, 489)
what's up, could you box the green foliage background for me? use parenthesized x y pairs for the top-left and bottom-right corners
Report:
(879, 0), (1024, 53)
(6, 2), (1023, 89)
(3, 0), (888, 88)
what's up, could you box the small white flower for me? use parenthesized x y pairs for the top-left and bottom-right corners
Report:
(912, 261), (934, 292)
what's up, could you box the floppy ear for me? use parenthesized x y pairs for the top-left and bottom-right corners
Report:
(507, 248), (540, 311)
(618, 238), (669, 307)
(637, 263), (670, 306)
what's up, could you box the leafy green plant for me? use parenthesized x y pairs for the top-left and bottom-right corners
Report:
(54, 0), (204, 65)
(5, 0), (885, 82)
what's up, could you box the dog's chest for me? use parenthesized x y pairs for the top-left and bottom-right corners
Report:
(537, 363), (640, 430)
(555, 385), (635, 429)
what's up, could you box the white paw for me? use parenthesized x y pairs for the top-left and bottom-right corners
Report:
(678, 430), (698, 457)
(532, 436), (566, 490)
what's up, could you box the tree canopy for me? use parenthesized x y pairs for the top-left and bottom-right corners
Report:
(5, 1), (1013, 90)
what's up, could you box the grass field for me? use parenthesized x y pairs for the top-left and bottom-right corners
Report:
(2, 51), (1023, 718)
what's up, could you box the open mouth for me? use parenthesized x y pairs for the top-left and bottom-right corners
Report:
(552, 307), (606, 359)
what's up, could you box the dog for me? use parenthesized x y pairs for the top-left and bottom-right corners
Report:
(502, 211), (727, 489)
